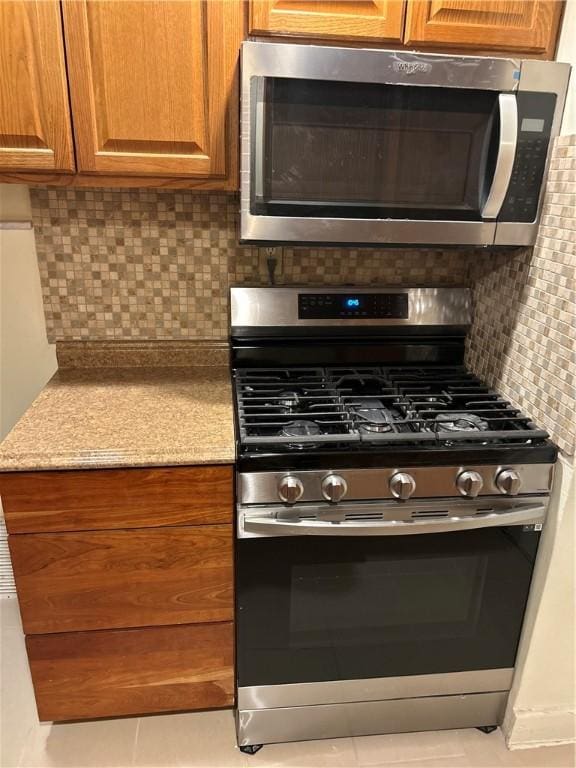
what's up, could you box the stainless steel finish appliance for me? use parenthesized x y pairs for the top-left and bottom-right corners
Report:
(231, 287), (557, 753)
(240, 42), (570, 247)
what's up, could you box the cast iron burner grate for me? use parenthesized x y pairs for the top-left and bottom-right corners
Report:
(234, 366), (549, 449)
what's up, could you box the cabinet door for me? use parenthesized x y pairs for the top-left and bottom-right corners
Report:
(0, 1), (75, 171)
(250, 1), (406, 42)
(404, 1), (563, 58)
(62, 0), (243, 177)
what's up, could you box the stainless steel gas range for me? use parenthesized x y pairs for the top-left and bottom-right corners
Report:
(230, 287), (556, 754)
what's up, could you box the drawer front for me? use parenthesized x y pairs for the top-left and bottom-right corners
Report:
(0, 465), (233, 533)
(27, 621), (234, 721)
(10, 525), (232, 633)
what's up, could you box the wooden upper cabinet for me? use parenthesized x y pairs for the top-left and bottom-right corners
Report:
(0, 1), (75, 172)
(404, 1), (563, 57)
(250, 1), (406, 42)
(61, 0), (243, 178)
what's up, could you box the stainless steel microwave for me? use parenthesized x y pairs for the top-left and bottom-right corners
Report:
(240, 42), (570, 247)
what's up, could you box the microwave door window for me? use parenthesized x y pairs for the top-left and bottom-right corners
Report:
(252, 78), (499, 222)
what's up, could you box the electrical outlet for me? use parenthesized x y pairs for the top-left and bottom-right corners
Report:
(259, 246), (283, 282)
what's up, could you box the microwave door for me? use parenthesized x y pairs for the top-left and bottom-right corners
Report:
(245, 77), (503, 245)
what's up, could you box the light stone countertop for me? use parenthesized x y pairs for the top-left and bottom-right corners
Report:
(0, 366), (235, 471)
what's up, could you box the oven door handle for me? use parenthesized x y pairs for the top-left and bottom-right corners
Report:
(482, 92), (518, 220)
(241, 505), (545, 537)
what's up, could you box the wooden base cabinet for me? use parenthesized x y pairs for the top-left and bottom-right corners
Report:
(0, 465), (235, 722)
(27, 622), (234, 721)
(9, 525), (233, 634)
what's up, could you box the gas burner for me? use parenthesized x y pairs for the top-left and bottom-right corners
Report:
(436, 413), (489, 433)
(353, 399), (394, 434)
(422, 396), (447, 406)
(280, 420), (322, 438)
(277, 390), (303, 411)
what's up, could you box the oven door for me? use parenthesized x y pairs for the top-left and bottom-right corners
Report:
(240, 42), (520, 245)
(236, 501), (544, 692)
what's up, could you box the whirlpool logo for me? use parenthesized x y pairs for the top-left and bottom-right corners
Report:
(393, 61), (432, 75)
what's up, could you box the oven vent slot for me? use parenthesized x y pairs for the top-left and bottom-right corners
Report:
(344, 512), (385, 521)
(411, 510), (450, 519)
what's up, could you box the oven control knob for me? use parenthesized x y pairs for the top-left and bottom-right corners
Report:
(389, 472), (416, 500)
(456, 470), (484, 498)
(496, 469), (522, 496)
(278, 475), (304, 504)
(321, 474), (348, 503)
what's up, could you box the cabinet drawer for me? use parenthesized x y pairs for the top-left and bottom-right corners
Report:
(9, 525), (232, 634)
(0, 466), (233, 533)
(27, 621), (234, 721)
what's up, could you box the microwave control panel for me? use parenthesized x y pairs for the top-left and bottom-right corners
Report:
(298, 293), (409, 320)
(499, 92), (556, 223)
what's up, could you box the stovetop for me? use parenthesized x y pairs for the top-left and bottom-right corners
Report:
(234, 365), (554, 466)
(230, 287), (557, 472)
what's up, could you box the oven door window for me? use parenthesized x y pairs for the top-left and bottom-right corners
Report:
(236, 527), (539, 687)
(251, 78), (499, 221)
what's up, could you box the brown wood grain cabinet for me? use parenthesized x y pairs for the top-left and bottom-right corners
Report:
(0, 0), (75, 172)
(0, 465), (233, 534)
(0, 0), (244, 187)
(0, 0), (566, 187)
(250, 0), (406, 42)
(27, 622), (234, 721)
(1, 464), (235, 720)
(9, 525), (233, 634)
(61, 0), (243, 182)
(249, 0), (563, 57)
(404, 0), (563, 58)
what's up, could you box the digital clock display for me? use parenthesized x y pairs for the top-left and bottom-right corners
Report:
(298, 293), (409, 320)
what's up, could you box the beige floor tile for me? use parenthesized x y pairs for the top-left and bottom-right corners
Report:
(19, 718), (139, 768)
(352, 729), (466, 766)
(248, 736), (357, 768)
(133, 709), (248, 768)
(506, 743), (576, 768)
(456, 728), (576, 768)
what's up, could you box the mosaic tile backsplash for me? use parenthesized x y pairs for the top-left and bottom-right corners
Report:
(466, 135), (576, 456)
(30, 188), (476, 341)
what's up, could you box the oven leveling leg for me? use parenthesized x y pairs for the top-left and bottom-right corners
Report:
(239, 744), (263, 755)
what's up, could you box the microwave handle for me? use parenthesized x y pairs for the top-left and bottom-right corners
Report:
(253, 78), (266, 202)
(482, 93), (518, 219)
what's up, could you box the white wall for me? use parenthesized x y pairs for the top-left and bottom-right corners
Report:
(0, 185), (57, 440)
